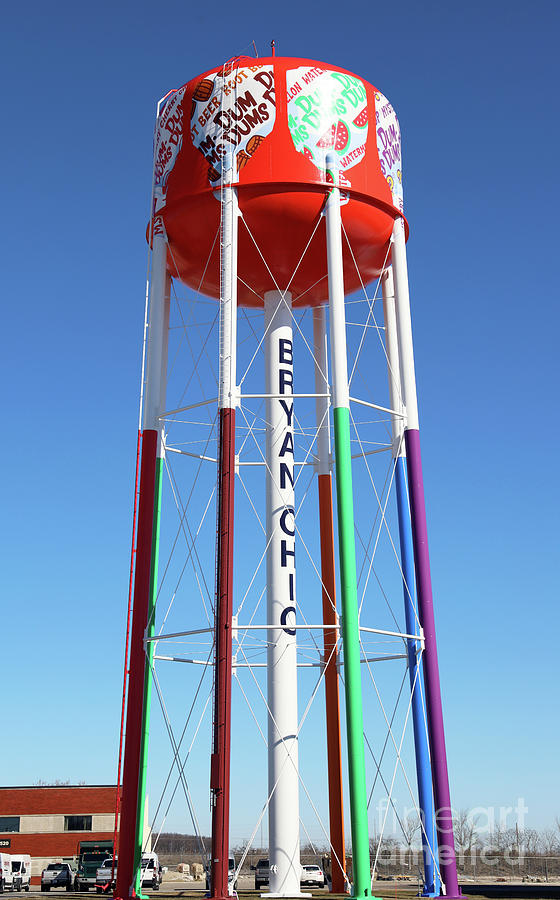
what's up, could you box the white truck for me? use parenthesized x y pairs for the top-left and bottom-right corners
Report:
(0, 853), (14, 892)
(140, 852), (162, 890)
(206, 857), (237, 895)
(11, 855), (31, 892)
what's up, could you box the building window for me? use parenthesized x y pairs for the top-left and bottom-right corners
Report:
(0, 817), (20, 833)
(64, 815), (92, 831)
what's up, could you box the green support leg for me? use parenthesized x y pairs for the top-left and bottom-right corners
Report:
(333, 408), (377, 900)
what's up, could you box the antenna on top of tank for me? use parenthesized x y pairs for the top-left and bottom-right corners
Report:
(271, 39), (275, 56)
(252, 40), (258, 57)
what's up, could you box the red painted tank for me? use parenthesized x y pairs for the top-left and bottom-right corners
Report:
(153, 56), (405, 307)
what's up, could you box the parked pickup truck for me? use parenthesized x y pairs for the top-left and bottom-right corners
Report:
(95, 859), (117, 893)
(254, 858), (269, 890)
(41, 863), (74, 891)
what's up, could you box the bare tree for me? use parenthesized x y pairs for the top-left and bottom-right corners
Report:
(540, 828), (560, 856)
(519, 828), (540, 855)
(489, 826), (518, 854)
(453, 809), (481, 855)
(33, 779), (72, 786)
(402, 813), (421, 849)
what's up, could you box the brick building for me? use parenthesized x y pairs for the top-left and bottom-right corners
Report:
(0, 786), (122, 884)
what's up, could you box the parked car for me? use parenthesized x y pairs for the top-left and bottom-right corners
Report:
(11, 855), (31, 892)
(95, 859), (117, 893)
(140, 853), (162, 891)
(0, 853), (14, 893)
(254, 858), (269, 890)
(41, 863), (74, 892)
(300, 865), (326, 887)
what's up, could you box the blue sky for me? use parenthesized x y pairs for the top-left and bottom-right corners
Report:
(2, 0), (559, 846)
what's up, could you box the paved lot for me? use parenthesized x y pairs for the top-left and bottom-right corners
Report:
(17, 883), (560, 900)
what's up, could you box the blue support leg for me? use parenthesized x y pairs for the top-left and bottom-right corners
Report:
(395, 456), (440, 896)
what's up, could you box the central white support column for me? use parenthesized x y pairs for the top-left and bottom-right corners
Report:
(264, 289), (303, 898)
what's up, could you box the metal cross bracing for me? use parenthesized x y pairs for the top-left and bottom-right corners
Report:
(116, 185), (458, 900)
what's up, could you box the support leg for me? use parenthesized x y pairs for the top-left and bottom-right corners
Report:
(265, 289), (304, 898)
(210, 157), (238, 900)
(391, 218), (460, 898)
(134, 273), (170, 898)
(313, 306), (346, 894)
(324, 153), (376, 900)
(116, 217), (168, 900)
(382, 269), (439, 896)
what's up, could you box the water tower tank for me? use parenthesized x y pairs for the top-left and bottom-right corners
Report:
(153, 56), (405, 306)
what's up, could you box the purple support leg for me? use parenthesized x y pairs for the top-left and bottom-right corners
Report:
(405, 427), (460, 898)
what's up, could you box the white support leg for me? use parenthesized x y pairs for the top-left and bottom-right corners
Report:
(218, 151), (239, 411)
(391, 218), (419, 430)
(144, 219), (168, 433)
(158, 273), (171, 456)
(264, 290), (304, 898)
(313, 306), (331, 475)
(381, 267), (405, 455)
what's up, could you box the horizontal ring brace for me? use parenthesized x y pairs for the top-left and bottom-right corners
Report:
(360, 625), (424, 642)
(147, 625), (421, 642)
(235, 623), (338, 630)
(161, 397), (217, 417)
(145, 626), (214, 643)
(165, 447), (217, 461)
(351, 446), (391, 459)
(236, 460), (315, 467)
(154, 655), (320, 667)
(241, 393), (330, 399)
(362, 654), (408, 663)
(154, 654), (407, 666)
(154, 655), (212, 665)
(349, 395), (405, 417)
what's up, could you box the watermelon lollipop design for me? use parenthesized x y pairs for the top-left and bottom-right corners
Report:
(317, 121), (350, 153)
(352, 108), (368, 128)
(286, 67), (369, 180)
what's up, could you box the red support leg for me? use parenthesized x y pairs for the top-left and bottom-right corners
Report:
(210, 408), (236, 900)
(115, 429), (158, 900)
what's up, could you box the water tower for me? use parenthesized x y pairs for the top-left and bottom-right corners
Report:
(114, 54), (462, 900)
